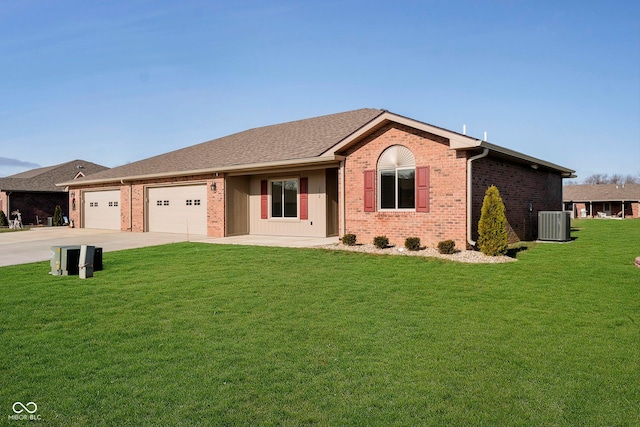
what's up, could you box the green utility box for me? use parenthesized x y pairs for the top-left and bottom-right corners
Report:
(50, 246), (81, 276)
(50, 246), (104, 276)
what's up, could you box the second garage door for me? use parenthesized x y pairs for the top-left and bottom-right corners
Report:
(148, 185), (207, 235)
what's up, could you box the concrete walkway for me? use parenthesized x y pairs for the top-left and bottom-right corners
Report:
(0, 228), (339, 267)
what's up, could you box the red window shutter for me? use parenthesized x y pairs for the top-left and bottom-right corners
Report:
(364, 170), (376, 212)
(260, 180), (268, 219)
(416, 166), (430, 213)
(300, 177), (308, 220)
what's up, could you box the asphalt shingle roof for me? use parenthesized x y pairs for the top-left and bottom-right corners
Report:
(563, 184), (640, 202)
(70, 108), (384, 182)
(0, 160), (109, 192)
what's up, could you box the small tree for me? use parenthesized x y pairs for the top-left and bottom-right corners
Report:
(53, 205), (64, 226)
(0, 210), (7, 227)
(477, 185), (508, 256)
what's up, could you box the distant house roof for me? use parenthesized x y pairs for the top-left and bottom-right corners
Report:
(0, 160), (109, 192)
(563, 184), (640, 202)
(59, 108), (575, 187)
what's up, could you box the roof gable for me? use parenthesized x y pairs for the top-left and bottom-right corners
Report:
(0, 160), (109, 192)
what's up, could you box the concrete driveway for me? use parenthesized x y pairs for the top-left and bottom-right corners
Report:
(0, 228), (191, 267)
(0, 228), (339, 267)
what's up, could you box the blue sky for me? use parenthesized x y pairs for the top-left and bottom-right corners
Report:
(1, 0), (638, 180)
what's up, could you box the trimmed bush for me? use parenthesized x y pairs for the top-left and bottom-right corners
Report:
(373, 236), (389, 249)
(341, 233), (357, 246)
(405, 237), (421, 251)
(477, 185), (508, 256)
(0, 210), (8, 227)
(53, 205), (64, 226)
(438, 240), (456, 255)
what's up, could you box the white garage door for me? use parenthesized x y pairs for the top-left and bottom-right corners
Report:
(148, 185), (207, 235)
(84, 190), (121, 230)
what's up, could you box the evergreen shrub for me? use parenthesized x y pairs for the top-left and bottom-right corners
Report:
(373, 236), (389, 249)
(405, 237), (421, 251)
(53, 205), (64, 227)
(437, 240), (456, 254)
(342, 234), (357, 246)
(477, 185), (509, 256)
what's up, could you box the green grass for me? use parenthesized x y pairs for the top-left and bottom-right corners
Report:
(1, 219), (639, 426)
(0, 226), (31, 233)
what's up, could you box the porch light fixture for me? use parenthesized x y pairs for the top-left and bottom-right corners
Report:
(211, 182), (217, 192)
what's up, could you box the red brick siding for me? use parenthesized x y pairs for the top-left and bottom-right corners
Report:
(340, 123), (469, 249)
(208, 177), (225, 237)
(71, 173), (226, 237)
(472, 157), (563, 241)
(0, 191), (8, 218)
(571, 201), (638, 218)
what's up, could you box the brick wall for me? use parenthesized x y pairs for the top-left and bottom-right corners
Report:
(71, 173), (226, 237)
(472, 157), (564, 241)
(570, 201), (638, 218)
(208, 176), (225, 237)
(340, 123), (469, 249)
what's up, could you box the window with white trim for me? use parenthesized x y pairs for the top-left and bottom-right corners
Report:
(378, 145), (416, 210)
(271, 179), (298, 218)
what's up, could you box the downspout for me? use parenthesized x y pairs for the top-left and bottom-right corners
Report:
(340, 160), (346, 237)
(467, 148), (489, 247)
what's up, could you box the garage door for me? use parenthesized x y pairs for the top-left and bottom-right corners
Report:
(148, 185), (207, 235)
(84, 190), (121, 230)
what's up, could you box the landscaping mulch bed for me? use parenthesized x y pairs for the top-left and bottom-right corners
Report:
(317, 243), (516, 263)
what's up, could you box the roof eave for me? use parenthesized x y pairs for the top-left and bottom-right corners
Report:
(56, 155), (344, 187)
(323, 111), (576, 177)
(477, 141), (576, 177)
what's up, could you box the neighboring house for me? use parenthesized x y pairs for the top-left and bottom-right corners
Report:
(58, 109), (575, 248)
(0, 160), (109, 226)
(563, 184), (640, 218)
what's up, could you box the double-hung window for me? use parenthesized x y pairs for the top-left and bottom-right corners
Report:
(380, 168), (415, 209)
(271, 179), (298, 218)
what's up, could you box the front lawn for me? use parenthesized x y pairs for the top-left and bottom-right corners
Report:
(1, 219), (638, 426)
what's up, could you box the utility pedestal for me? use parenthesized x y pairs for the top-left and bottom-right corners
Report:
(79, 245), (95, 279)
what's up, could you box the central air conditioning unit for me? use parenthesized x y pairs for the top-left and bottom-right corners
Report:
(538, 211), (571, 242)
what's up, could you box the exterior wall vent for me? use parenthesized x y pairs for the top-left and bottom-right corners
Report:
(538, 211), (571, 241)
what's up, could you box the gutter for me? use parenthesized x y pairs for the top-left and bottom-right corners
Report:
(56, 155), (344, 187)
(467, 148), (489, 247)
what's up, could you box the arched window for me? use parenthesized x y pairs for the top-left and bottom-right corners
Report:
(377, 145), (416, 209)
